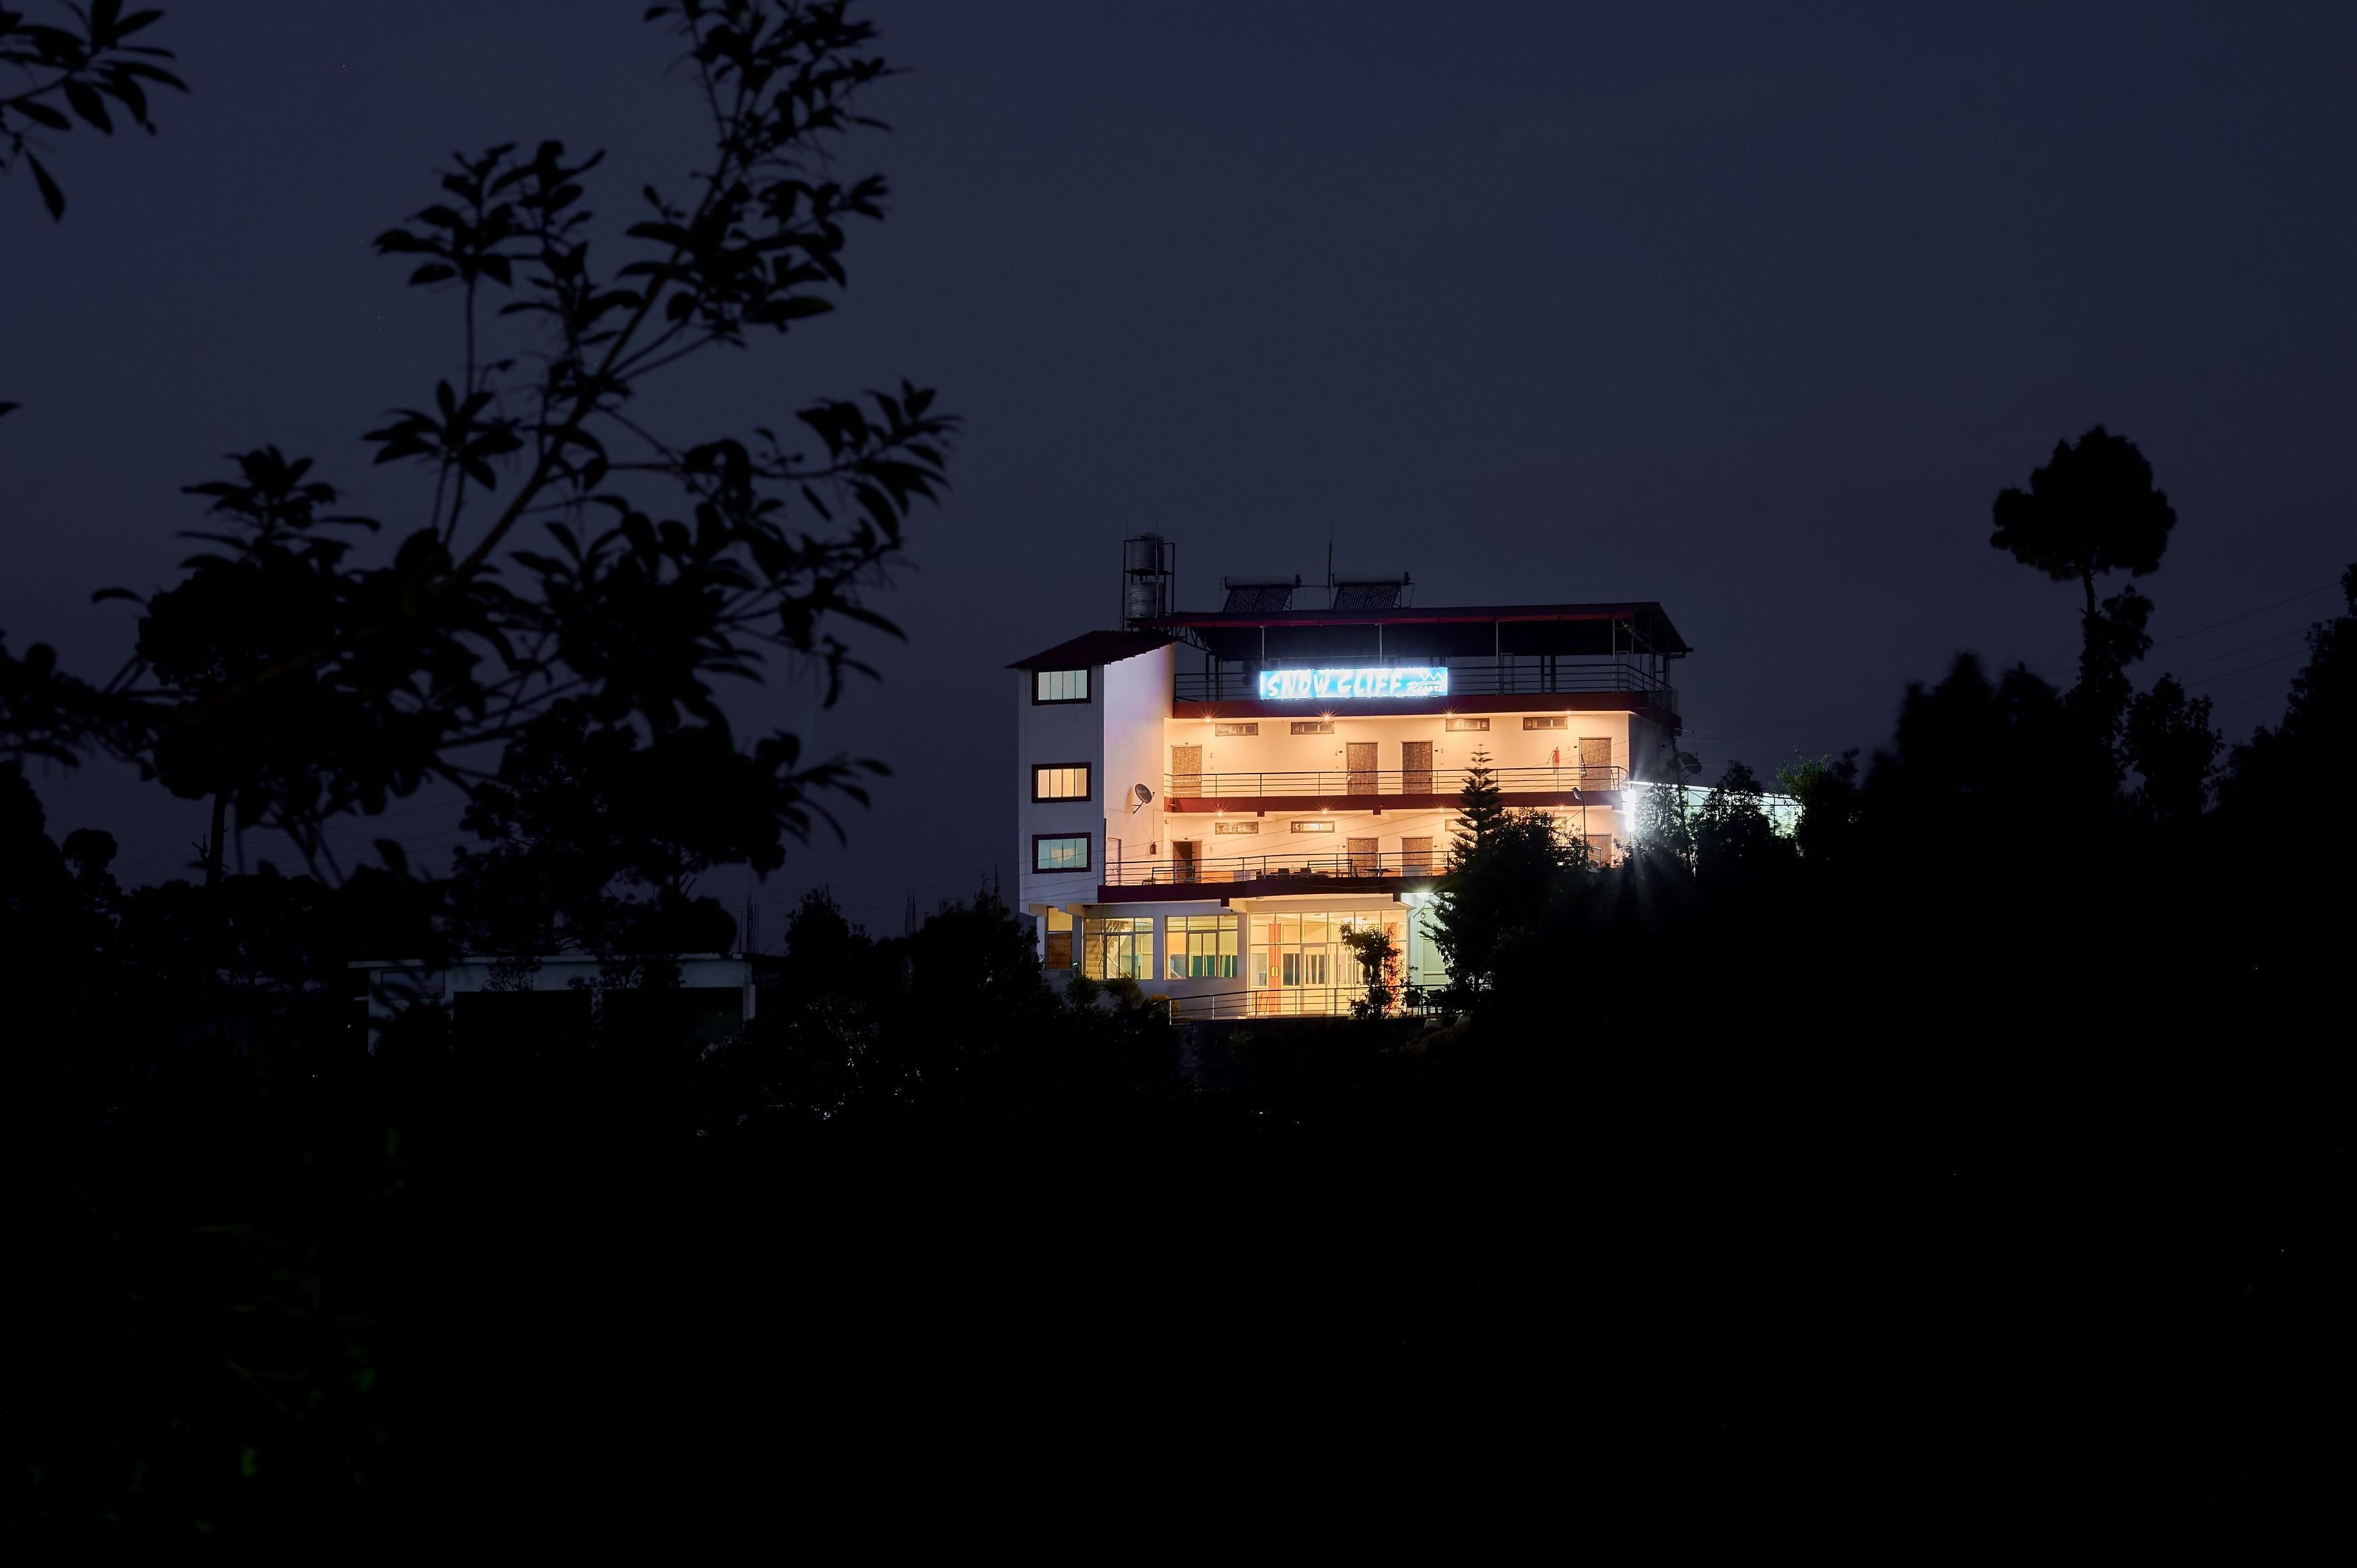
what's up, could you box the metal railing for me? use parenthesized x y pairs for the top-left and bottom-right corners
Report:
(1169, 987), (1392, 1020)
(1430, 658), (1675, 702)
(1106, 848), (1454, 886)
(1174, 657), (1677, 709)
(1165, 763), (1624, 798)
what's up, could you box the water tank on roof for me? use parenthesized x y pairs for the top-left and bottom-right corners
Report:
(1122, 534), (1176, 627)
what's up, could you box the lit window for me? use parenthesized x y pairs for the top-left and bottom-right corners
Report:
(1032, 763), (1090, 801)
(1034, 668), (1089, 704)
(1216, 722), (1258, 736)
(1251, 907), (1407, 1005)
(1290, 821), (1335, 833)
(1082, 916), (1151, 980)
(1166, 914), (1240, 980)
(1522, 716), (1567, 730)
(1290, 720), (1333, 735)
(1444, 716), (1490, 732)
(1034, 834), (1090, 872)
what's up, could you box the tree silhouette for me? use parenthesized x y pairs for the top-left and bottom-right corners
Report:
(1451, 745), (1508, 859)
(2123, 673), (2220, 824)
(128, 447), (381, 887)
(1991, 427), (2184, 783)
(1777, 751), (1859, 865)
(1431, 807), (1569, 999)
(0, 1), (185, 222)
(1693, 760), (1791, 884)
(1991, 425), (2177, 623)
(73, 3), (954, 889)
(2223, 564), (2357, 823)
(1340, 920), (1399, 1018)
(1, 3), (189, 720)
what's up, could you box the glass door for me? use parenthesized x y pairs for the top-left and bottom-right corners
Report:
(1249, 908), (1407, 1014)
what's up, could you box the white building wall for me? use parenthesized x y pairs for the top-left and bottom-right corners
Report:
(1014, 666), (1108, 924)
(1158, 707), (1641, 874)
(1099, 643), (1174, 877)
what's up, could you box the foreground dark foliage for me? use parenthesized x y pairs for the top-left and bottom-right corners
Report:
(7, 568), (2350, 1543)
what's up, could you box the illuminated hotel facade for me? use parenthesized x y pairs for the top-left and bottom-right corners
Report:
(1011, 539), (1690, 1017)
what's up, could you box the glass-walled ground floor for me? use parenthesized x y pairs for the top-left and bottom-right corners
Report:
(1038, 896), (1446, 1017)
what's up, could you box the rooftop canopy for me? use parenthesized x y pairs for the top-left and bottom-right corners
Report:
(1139, 601), (1690, 662)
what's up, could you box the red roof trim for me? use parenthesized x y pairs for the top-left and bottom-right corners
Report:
(1142, 602), (1667, 628)
(1006, 629), (1176, 671)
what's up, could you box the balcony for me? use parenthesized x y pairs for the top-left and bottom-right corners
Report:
(1162, 987), (1444, 1021)
(1165, 763), (1624, 812)
(1174, 656), (1677, 713)
(1100, 847), (1449, 900)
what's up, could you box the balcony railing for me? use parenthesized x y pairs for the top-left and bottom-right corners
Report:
(1166, 763), (1624, 799)
(1106, 848), (1453, 886)
(1174, 657), (1676, 710)
(1166, 987), (1445, 1021)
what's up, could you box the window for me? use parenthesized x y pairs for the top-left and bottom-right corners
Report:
(1033, 668), (1089, 704)
(1082, 916), (1151, 980)
(1290, 820), (1335, 833)
(1249, 908), (1406, 1007)
(1033, 833), (1091, 873)
(1166, 914), (1240, 980)
(1290, 720), (1333, 735)
(1522, 715), (1568, 730)
(1032, 763), (1090, 801)
(1214, 820), (1259, 835)
(1444, 716), (1490, 732)
(1042, 908), (1073, 969)
(1216, 722), (1258, 736)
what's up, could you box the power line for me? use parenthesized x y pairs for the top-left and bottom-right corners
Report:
(2175, 648), (2310, 689)
(2148, 580), (2343, 648)
(2150, 626), (2309, 676)
(2211, 688), (2298, 716)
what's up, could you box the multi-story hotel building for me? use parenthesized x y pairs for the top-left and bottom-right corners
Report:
(1012, 538), (1690, 1016)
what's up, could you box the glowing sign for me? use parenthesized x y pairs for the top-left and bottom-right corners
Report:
(1256, 667), (1450, 700)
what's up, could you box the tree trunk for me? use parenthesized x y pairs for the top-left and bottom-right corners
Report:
(204, 788), (228, 891)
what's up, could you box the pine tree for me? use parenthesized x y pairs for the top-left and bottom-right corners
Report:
(1451, 746), (1507, 860)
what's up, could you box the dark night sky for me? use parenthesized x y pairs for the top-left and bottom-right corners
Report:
(4, 1), (2352, 936)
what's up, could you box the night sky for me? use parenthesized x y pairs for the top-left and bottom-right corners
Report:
(5, 1), (2351, 936)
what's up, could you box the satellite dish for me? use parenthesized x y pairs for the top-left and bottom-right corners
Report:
(1130, 782), (1155, 813)
(1676, 751), (1702, 778)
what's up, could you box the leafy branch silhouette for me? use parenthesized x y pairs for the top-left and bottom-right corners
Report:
(0, 0), (185, 221)
(81, 1), (956, 888)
